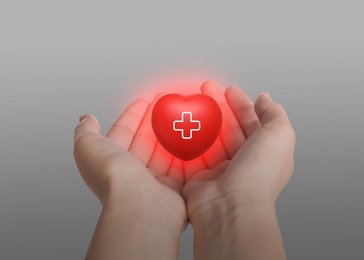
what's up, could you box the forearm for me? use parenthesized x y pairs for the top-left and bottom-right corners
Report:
(192, 202), (286, 260)
(85, 198), (182, 260)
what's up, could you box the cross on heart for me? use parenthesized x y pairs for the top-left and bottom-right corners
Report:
(173, 112), (201, 140)
(152, 94), (222, 161)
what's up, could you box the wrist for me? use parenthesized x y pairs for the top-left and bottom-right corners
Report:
(86, 189), (185, 260)
(102, 188), (187, 236)
(191, 199), (285, 260)
(189, 190), (276, 228)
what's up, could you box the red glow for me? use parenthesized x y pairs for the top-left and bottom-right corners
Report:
(129, 68), (227, 101)
(112, 69), (231, 178)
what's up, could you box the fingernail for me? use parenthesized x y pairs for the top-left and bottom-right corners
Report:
(79, 114), (87, 123)
(262, 92), (272, 101)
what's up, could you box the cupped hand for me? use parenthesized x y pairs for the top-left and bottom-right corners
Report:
(73, 81), (295, 233)
(73, 94), (187, 232)
(183, 81), (296, 224)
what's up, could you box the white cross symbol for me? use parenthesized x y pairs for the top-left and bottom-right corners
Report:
(173, 112), (201, 140)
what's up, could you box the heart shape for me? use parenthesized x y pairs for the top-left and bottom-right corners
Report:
(152, 94), (222, 161)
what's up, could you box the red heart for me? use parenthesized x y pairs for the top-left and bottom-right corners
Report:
(152, 94), (222, 161)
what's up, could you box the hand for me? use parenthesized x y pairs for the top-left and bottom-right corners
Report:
(182, 81), (295, 260)
(183, 81), (295, 222)
(73, 94), (187, 259)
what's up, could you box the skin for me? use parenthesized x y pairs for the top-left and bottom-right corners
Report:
(74, 95), (187, 260)
(183, 82), (295, 260)
(73, 81), (295, 260)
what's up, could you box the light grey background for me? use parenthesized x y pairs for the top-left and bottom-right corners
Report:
(1, 1), (363, 259)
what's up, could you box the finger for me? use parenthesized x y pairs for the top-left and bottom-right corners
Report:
(202, 136), (228, 169)
(254, 93), (292, 132)
(147, 142), (174, 176)
(213, 159), (230, 173)
(183, 156), (206, 182)
(106, 98), (149, 149)
(74, 114), (101, 143)
(201, 81), (245, 159)
(128, 93), (164, 166)
(73, 114), (102, 169)
(225, 86), (260, 137)
(166, 157), (184, 187)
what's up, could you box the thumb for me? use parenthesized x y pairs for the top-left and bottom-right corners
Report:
(74, 114), (101, 144)
(254, 93), (292, 132)
(73, 113), (102, 174)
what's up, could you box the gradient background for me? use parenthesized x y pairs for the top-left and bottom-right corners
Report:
(1, 1), (363, 259)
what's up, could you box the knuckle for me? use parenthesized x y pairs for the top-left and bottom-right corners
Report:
(111, 124), (134, 137)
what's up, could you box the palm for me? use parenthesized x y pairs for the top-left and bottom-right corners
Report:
(105, 82), (259, 224)
(106, 95), (186, 225)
